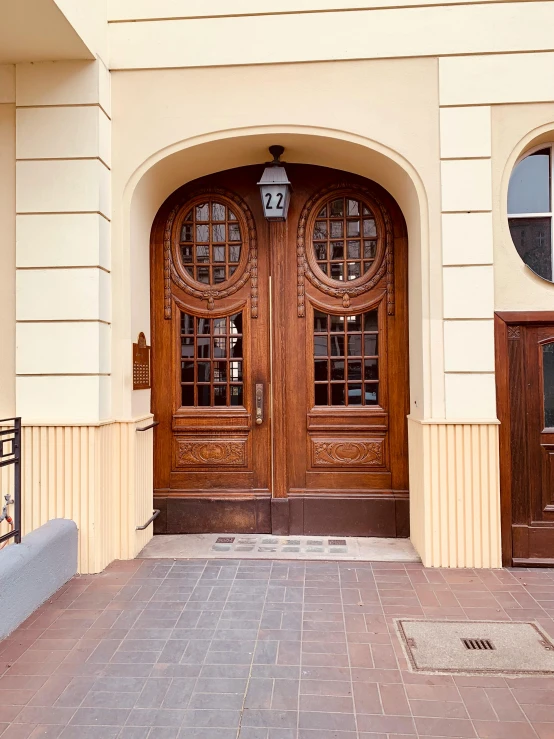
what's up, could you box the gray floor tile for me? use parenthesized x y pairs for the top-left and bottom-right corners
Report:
(181, 709), (242, 728)
(241, 710), (298, 729)
(125, 709), (186, 728)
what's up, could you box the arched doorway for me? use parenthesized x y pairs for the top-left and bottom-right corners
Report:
(150, 163), (409, 536)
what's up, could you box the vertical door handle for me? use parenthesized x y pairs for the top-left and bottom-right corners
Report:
(255, 383), (264, 425)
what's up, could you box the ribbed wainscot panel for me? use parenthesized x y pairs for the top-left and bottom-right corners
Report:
(133, 419), (155, 557)
(409, 418), (501, 568)
(0, 420), (155, 573)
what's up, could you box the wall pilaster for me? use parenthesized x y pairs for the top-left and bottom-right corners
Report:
(409, 63), (501, 567)
(15, 60), (111, 424)
(0, 65), (16, 418)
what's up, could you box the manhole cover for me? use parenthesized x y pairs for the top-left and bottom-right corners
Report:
(396, 620), (554, 676)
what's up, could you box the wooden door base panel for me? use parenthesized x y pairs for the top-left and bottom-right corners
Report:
(154, 496), (271, 534)
(154, 493), (409, 538)
(512, 557), (554, 567)
(289, 494), (409, 538)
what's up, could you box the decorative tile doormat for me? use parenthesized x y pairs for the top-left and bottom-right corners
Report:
(396, 619), (554, 676)
(139, 534), (420, 561)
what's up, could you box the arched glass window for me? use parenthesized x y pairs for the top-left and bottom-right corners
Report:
(508, 146), (553, 282)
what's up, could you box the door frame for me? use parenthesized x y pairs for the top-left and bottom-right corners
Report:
(495, 310), (554, 566)
(150, 164), (410, 536)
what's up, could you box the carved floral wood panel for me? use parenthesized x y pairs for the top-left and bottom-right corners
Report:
(312, 438), (384, 467)
(175, 438), (247, 467)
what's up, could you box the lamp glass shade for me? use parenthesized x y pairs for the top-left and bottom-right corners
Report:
(258, 165), (291, 221)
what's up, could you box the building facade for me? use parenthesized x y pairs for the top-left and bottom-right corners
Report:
(1, 0), (553, 573)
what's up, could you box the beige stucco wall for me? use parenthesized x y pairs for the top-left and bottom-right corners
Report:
(108, 2), (554, 69)
(0, 419), (154, 572)
(15, 60), (112, 425)
(0, 65), (15, 419)
(53, 0), (108, 62)
(110, 59), (443, 423)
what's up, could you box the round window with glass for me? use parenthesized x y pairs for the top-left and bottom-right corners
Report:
(178, 198), (243, 285)
(508, 146), (553, 282)
(311, 196), (378, 282)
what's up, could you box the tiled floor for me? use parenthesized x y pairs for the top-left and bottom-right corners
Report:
(139, 534), (420, 562)
(1, 560), (554, 739)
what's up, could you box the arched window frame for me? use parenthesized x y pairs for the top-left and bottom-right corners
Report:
(508, 142), (554, 282)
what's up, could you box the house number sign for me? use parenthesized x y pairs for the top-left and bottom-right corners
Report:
(133, 332), (151, 390)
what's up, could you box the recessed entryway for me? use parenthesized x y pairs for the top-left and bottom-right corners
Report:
(151, 163), (409, 538)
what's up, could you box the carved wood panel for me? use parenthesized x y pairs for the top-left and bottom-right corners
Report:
(508, 325), (521, 340)
(311, 438), (385, 467)
(174, 438), (247, 468)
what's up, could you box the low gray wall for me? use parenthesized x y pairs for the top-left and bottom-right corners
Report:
(0, 519), (78, 639)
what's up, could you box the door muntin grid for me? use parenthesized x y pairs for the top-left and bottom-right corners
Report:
(178, 198), (243, 286)
(310, 196), (378, 283)
(542, 341), (554, 429)
(180, 311), (244, 407)
(313, 309), (379, 406)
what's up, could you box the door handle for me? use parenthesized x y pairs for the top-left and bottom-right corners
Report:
(255, 383), (264, 425)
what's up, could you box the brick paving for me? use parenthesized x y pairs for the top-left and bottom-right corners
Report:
(1, 559), (554, 738)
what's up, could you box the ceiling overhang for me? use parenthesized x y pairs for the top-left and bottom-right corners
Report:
(0, 0), (94, 64)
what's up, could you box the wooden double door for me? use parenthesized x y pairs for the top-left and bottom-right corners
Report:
(151, 164), (409, 536)
(497, 314), (554, 565)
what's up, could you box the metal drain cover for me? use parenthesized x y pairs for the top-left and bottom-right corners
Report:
(462, 638), (495, 651)
(397, 620), (554, 675)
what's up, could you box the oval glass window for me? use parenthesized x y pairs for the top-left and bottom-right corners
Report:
(311, 196), (378, 282)
(508, 146), (553, 282)
(179, 199), (242, 285)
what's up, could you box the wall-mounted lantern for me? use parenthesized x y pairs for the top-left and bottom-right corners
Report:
(258, 145), (292, 221)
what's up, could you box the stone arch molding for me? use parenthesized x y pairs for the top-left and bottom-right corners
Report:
(116, 124), (436, 420)
(122, 125), (429, 230)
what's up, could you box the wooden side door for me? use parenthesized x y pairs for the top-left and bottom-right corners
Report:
(275, 167), (409, 537)
(151, 170), (272, 533)
(508, 323), (554, 564)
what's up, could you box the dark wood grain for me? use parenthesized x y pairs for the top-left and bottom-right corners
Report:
(151, 164), (409, 535)
(495, 311), (554, 565)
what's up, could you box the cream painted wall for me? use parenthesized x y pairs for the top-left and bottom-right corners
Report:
(0, 0), (93, 64)
(110, 58), (444, 421)
(108, 0), (517, 20)
(109, 3), (554, 69)
(0, 66), (15, 418)
(492, 102), (554, 311)
(15, 60), (112, 424)
(53, 0), (108, 62)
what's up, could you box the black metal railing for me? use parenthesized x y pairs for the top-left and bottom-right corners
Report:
(0, 418), (22, 545)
